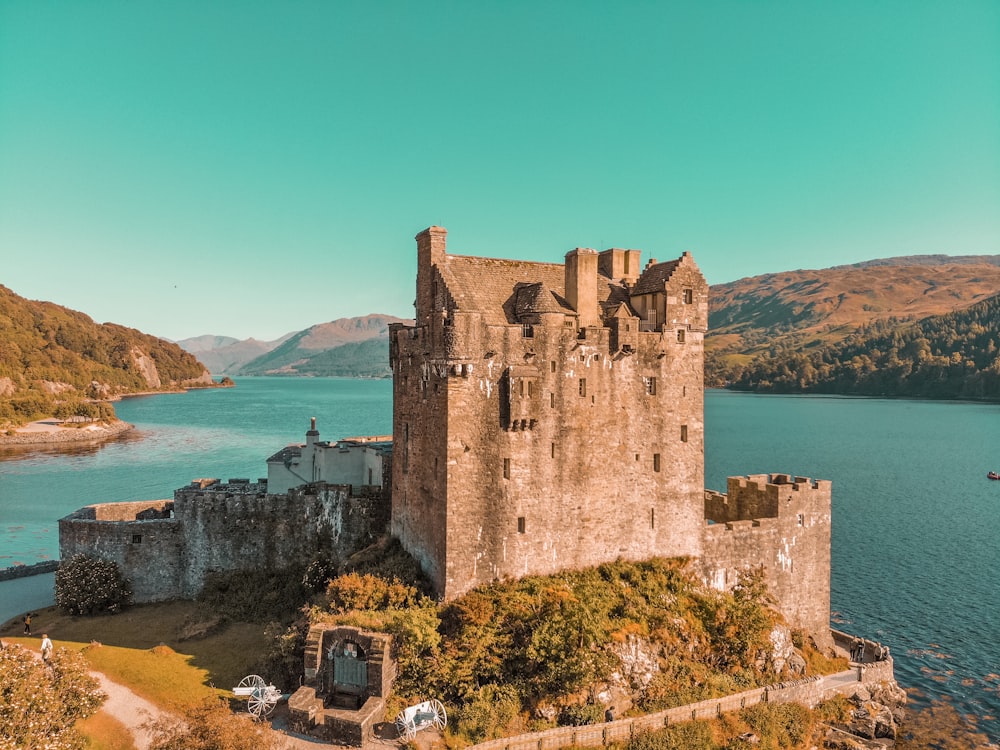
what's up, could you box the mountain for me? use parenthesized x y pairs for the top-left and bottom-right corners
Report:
(729, 291), (1000, 400)
(175, 334), (292, 375)
(706, 256), (1000, 387)
(0, 284), (214, 427)
(179, 315), (413, 378)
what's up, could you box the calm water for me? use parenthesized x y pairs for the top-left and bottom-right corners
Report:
(1, 379), (997, 735)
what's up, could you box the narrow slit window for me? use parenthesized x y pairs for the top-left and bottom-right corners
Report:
(579, 378), (587, 397)
(650, 508), (655, 529)
(517, 516), (526, 534)
(551, 442), (555, 458)
(132, 534), (142, 544)
(645, 376), (657, 395)
(677, 329), (686, 343)
(503, 458), (511, 479)
(653, 453), (661, 472)
(550, 392), (555, 408)
(680, 425), (688, 442)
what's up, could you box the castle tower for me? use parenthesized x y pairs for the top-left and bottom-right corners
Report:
(390, 227), (709, 599)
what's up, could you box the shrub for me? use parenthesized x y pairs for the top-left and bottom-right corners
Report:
(55, 554), (133, 615)
(197, 565), (309, 623)
(456, 684), (522, 742)
(144, 697), (284, 750)
(0, 643), (106, 749)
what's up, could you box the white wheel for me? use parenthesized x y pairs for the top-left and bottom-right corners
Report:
(248, 689), (278, 719)
(395, 710), (416, 740)
(431, 699), (447, 730)
(237, 674), (266, 691)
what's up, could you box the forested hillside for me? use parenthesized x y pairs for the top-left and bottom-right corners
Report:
(707, 257), (1000, 389)
(0, 284), (213, 426)
(729, 292), (1000, 400)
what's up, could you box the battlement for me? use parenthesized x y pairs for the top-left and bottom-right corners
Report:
(705, 474), (831, 525)
(176, 478), (269, 498)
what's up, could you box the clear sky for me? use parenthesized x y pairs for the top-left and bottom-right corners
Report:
(1, 1), (998, 342)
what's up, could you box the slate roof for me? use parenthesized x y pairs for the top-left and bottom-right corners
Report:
(266, 444), (303, 463)
(440, 254), (628, 326)
(631, 259), (682, 296)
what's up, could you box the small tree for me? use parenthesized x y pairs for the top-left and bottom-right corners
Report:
(0, 643), (105, 750)
(55, 554), (133, 615)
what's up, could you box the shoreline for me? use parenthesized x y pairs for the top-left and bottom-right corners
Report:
(0, 419), (135, 447)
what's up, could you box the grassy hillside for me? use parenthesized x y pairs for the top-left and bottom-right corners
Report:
(730, 291), (1000, 399)
(0, 284), (212, 426)
(707, 258), (1000, 388)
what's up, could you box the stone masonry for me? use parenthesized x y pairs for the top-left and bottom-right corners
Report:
(389, 227), (831, 637)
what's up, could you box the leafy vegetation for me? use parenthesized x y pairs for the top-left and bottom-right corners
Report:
(56, 555), (134, 616)
(144, 698), (287, 750)
(0, 284), (211, 426)
(306, 558), (792, 744)
(729, 292), (1000, 400)
(0, 642), (106, 750)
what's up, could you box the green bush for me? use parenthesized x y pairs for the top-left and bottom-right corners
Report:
(197, 565), (309, 623)
(55, 554), (133, 615)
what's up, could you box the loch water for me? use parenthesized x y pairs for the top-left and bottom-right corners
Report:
(1, 378), (998, 736)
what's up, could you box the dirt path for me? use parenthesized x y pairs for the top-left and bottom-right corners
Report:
(90, 669), (167, 750)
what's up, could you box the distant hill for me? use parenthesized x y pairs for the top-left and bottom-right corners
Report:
(707, 256), (1000, 387)
(729, 291), (1000, 400)
(181, 315), (412, 378)
(0, 284), (214, 427)
(175, 333), (293, 375)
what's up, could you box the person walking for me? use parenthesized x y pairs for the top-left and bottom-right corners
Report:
(22, 613), (31, 636)
(40, 633), (53, 662)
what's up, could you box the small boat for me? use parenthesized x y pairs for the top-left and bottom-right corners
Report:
(988, 472), (1000, 481)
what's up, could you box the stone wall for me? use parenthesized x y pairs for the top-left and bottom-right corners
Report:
(469, 657), (895, 750)
(59, 481), (391, 603)
(59, 500), (184, 601)
(392, 228), (712, 600)
(701, 474), (832, 639)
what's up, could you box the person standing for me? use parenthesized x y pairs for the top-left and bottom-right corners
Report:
(40, 633), (53, 662)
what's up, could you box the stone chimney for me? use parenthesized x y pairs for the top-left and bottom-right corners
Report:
(565, 248), (600, 328)
(415, 226), (447, 327)
(306, 416), (319, 447)
(598, 248), (642, 287)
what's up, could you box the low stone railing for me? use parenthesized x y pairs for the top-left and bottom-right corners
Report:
(469, 651), (893, 750)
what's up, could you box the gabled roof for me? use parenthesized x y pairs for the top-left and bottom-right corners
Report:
(631, 259), (681, 296)
(439, 254), (626, 326)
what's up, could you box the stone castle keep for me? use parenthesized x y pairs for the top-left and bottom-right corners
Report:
(60, 226), (832, 639)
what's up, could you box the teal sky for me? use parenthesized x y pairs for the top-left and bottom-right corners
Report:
(1, 1), (998, 341)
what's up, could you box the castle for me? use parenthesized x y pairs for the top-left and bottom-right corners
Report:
(60, 226), (832, 639)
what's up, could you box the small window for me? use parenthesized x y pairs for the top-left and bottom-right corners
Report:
(519, 380), (525, 397)
(797, 514), (805, 527)
(517, 516), (526, 534)
(551, 361), (557, 373)
(522, 323), (534, 338)
(650, 508), (655, 529)
(683, 288), (693, 304)
(527, 381), (535, 398)
(653, 453), (661, 472)
(550, 392), (555, 407)
(579, 379), (587, 397)
(503, 458), (511, 479)
(579, 353), (586, 362)
(645, 376), (657, 395)
(680, 425), (688, 442)
(368, 468), (373, 484)
(132, 534), (142, 544)
(551, 442), (555, 458)
(677, 329), (686, 343)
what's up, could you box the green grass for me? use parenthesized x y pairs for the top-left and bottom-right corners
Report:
(1, 600), (270, 711)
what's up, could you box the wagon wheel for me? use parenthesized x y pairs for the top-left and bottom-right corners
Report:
(430, 699), (447, 730)
(395, 710), (416, 741)
(236, 674), (266, 692)
(248, 687), (278, 719)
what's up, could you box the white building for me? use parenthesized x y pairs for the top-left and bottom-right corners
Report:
(266, 418), (391, 494)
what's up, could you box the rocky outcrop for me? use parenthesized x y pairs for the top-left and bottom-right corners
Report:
(825, 680), (908, 748)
